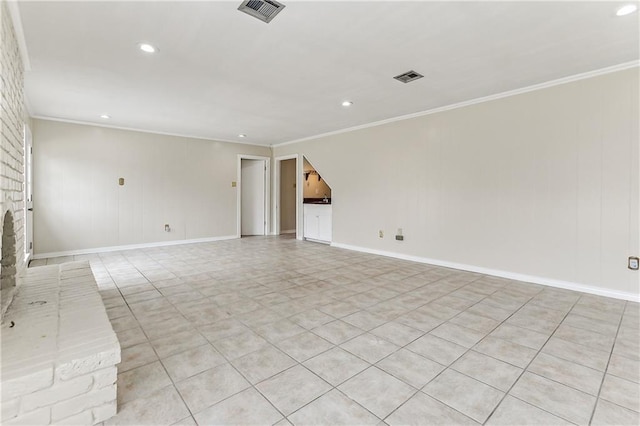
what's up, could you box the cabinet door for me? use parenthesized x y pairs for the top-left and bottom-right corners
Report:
(304, 214), (319, 240)
(318, 214), (332, 242)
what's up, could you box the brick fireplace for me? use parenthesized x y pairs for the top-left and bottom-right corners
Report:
(1, 3), (120, 424)
(1, 209), (18, 316)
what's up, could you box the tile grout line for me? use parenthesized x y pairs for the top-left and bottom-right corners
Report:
(62, 237), (637, 425)
(378, 278), (530, 424)
(482, 293), (588, 425)
(587, 300), (627, 424)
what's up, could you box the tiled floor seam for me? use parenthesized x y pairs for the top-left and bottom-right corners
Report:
(481, 293), (584, 425)
(586, 300), (627, 424)
(284, 387), (384, 425)
(180, 330), (301, 423)
(122, 305), (196, 421)
(39, 237), (638, 425)
(381, 387), (475, 425)
(377, 283), (531, 424)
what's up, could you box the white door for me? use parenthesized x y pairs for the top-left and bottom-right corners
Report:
(241, 159), (265, 236)
(24, 126), (33, 259)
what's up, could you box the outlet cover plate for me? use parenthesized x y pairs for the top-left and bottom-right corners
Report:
(629, 257), (639, 270)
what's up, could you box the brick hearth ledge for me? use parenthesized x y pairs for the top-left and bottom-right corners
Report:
(1, 261), (121, 425)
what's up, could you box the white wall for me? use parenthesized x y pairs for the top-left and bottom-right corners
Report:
(274, 68), (640, 299)
(32, 119), (270, 255)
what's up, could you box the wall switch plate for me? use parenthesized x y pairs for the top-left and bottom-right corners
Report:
(395, 235), (404, 241)
(629, 257), (639, 270)
(118, 178), (124, 186)
(379, 230), (384, 238)
(231, 181), (237, 187)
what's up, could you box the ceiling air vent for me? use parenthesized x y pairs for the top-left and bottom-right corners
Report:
(238, 0), (286, 23)
(393, 70), (424, 84)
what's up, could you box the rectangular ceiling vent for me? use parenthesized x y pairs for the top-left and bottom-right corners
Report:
(393, 70), (424, 84)
(238, 0), (285, 23)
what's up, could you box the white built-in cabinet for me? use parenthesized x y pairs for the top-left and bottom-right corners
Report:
(303, 204), (332, 243)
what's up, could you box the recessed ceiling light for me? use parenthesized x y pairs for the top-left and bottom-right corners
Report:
(238, 134), (246, 138)
(100, 114), (110, 119)
(616, 4), (638, 16)
(138, 43), (157, 53)
(342, 101), (353, 107)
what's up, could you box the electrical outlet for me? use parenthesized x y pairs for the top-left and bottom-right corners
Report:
(379, 230), (384, 238)
(629, 257), (639, 270)
(395, 235), (404, 241)
(397, 228), (403, 235)
(164, 224), (171, 232)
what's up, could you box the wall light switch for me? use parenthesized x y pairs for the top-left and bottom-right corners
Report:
(629, 257), (639, 270)
(231, 181), (237, 187)
(118, 178), (124, 186)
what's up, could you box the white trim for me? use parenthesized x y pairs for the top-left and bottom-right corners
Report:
(273, 61), (640, 148)
(273, 154), (299, 238)
(331, 242), (640, 303)
(305, 238), (331, 245)
(32, 235), (237, 260)
(6, 0), (31, 71)
(237, 155), (271, 238)
(32, 116), (268, 148)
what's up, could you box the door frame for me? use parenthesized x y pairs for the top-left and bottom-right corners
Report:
(23, 124), (33, 262)
(273, 154), (300, 238)
(237, 155), (271, 238)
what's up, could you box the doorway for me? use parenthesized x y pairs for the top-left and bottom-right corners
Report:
(274, 155), (298, 237)
(238, 156), (270, 237)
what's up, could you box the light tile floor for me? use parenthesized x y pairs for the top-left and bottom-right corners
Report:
(32, 236), (640, 425)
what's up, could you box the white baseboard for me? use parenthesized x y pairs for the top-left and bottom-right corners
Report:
(32, 235), (238, 259)
(281, 229), (296, 234)
(331, 242), (640, 302)
(305, 237), (331, 245)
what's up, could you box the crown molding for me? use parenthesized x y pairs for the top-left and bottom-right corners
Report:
(273, 60), (640, 148)
(30, 115), (269, 148)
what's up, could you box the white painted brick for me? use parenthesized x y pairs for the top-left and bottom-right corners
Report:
(51, 386), (116, 422)
(92, 367), (117, 390)
(0, 366), (54, 401)
(53, 409), (94, 426)
(3, 407), (50, 426)
(1, 398), (20, 422)
(20, 372), (93, 413)
(92, 401), (117, 424)
(2, 260), (120, 424)
(1, 0), (27, 316)
(56, 345), (120, 381)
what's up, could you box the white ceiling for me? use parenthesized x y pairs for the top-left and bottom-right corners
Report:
(17, 1), (639, 146)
